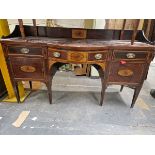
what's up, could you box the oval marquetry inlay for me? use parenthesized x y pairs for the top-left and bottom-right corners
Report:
(72, 29), (87, 39)
(70, 53), (84, 61)
(118, 69), (133, 77)
(20, 66), (36, 73)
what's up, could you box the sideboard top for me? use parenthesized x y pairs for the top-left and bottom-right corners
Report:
(0, 25), (155, 51)
(1, 36), (154, 51)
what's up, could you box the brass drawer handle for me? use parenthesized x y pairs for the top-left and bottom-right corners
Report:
(95, 54), (102, 60)
(53, 52), (61, 58)
(126, 53), (136, 59)
(20, 48), (30, 54)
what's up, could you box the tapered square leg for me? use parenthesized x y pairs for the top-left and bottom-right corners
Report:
(93, 64), (107, 106)
(120, 85), (124, 92)
(130, 86), (142, 108)
(15, 82), (21, 103)
(100, 83), (107, 106)
(46, 81), (52, 104)
(29, 81), (32, 89)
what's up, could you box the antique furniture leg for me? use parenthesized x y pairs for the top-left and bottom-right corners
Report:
(145, 70), (148, 80)
(150, 89), (155, 98)
(100, 80), (107, 106)
(46, 62), (63, 104)
(130, 86), (142, 108)
(46, 80), (52, 104)
(99, 65), (109, 106)
(14, 82), (21, 103)
(120, 85), (124, 92)
(29, 81), (32, 89)
(5, 57), (24, 103)
(93, 64), (106, 106)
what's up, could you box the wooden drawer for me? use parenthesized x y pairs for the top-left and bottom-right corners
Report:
(10, 57), (45, 79)
(113, 50), (148, 60)
(8, 46), (43, 56)
(68, 52), (87, 62)
(48, 48), (67, 60)
(48, 48), (87, 63)
(108, 61), (146, 84)
(88, 51), (107, 61)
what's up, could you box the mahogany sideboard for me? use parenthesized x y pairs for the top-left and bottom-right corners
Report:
(0, 23), (155, 108)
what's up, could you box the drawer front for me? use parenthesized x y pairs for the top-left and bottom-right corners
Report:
(8, 46), (43, 56)
(108, 61), (146, 84)
(88, 51), (107, 61)
(10, 57), (44, 79)
(113, 51), (148, 60)
(68, 52), (87, 62)
(48, 48), (87, 62)
(49, 48), (108, 63)
(48, 48), (67, 60)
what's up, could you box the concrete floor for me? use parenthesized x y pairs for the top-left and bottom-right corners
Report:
(0, 64), (155, 135)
